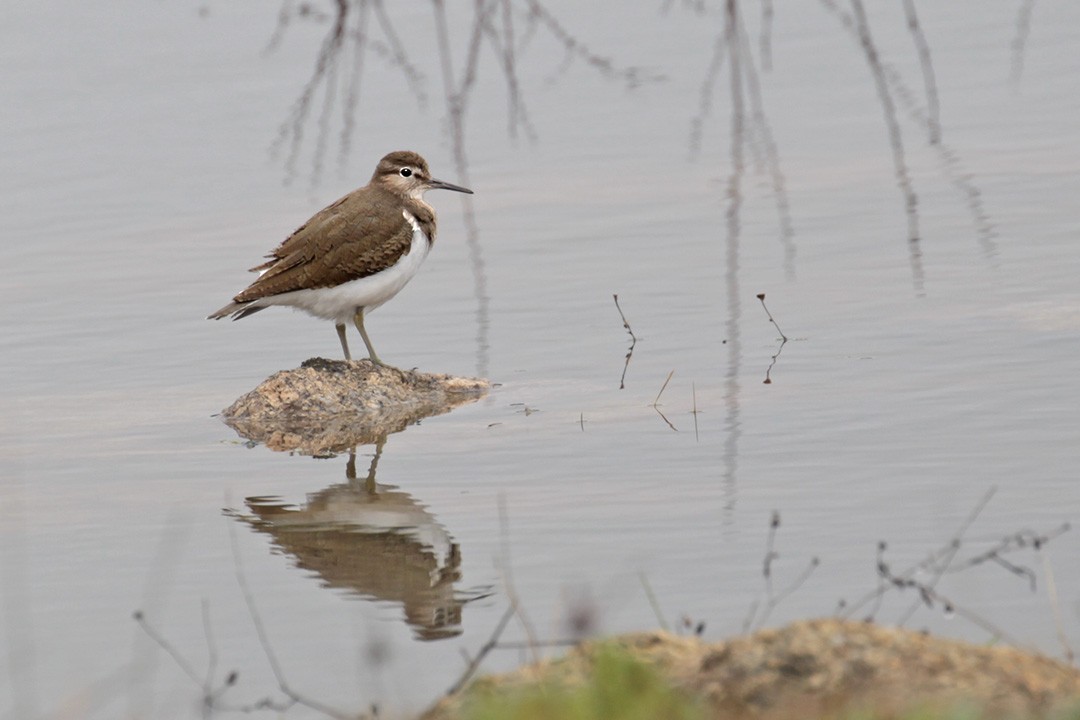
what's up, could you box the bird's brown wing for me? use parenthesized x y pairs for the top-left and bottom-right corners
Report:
(233, 190), (415, 303)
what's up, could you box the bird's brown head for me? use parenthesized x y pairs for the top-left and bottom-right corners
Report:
(372, 150), (473, 198)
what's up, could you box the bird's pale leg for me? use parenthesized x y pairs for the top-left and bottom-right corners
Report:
(336, 323), (352, 361)
(353, 309), (384, 366)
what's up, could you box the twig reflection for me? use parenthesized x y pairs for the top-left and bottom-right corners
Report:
(821, 0), (997, 262)
(901, 0), (940, 145)
(720, 0), (746, 521)
(690, 1), (794, 280)
(1010, 0), (1038, 86)
(846, 0), (923, 289)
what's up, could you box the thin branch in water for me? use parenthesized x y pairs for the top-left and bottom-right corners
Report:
(756, 293), (787, 341)
(650, 371), (678, 429)
(762, 337), (787, 385)
(757, 293), (790, 384)
(613, 293), (637, 342)
(691, 382), (700, 442)
(653, 406), (679, 433)
(652, 370), (675, 407)
(614, 294), (638, 389)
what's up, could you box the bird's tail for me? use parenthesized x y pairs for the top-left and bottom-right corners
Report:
(207, 301), (265, 320)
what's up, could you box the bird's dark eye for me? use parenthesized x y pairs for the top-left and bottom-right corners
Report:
(399, 167), (412, 177)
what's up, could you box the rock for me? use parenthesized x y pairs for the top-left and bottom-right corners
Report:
(220, 358), (489, 455)
(425, 619), (1080, 719)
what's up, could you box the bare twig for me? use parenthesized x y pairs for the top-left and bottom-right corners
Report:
(228, 521), (356, 719)
(652, 370), (675, 407)
(653, 406), (679, 433)
(873, 548), (1023, 647)
(639, 572), (670, 632)
(838, 492), (1069, 649)
(743, 512), (819, 632)
(757, 293), (788, 384)
(650, 370), (679, 431)
(442, 604), (516, 698)
(614, 294), (638, 389)
(613, 294), (637, 342)
(1039, 546), (1075, 663)
(495, 494), (540, 663)
(132, 611), (203, 687)
(691, 382), (700, 441)
(756, 293), (787, 341)
(896, 486), (996, 625)
(200, 600), (219, 703)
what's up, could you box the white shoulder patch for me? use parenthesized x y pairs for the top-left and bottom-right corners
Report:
(402, 209), (422, 233)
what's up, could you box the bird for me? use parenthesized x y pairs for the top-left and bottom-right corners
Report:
(208, 151), (472, 366)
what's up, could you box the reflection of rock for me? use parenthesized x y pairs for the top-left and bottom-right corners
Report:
(221, 358), (488, 455)
(239, 443), (467, 641)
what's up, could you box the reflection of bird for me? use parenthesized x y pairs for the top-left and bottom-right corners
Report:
(208, 151), (472, 365)
(241, 444), (467, 641)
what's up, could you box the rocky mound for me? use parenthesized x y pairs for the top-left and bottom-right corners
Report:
(427, 619), (1080, 719)
(219, 358), (489, 455)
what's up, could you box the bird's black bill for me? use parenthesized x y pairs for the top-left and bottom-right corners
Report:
(429, 178), (473, 194)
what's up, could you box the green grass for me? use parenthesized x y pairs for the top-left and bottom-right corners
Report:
(459, 644), (704, 720)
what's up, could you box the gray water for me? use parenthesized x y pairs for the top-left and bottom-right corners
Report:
(3, 1), (1080, 717)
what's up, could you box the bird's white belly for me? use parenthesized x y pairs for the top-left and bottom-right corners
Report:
(265, 220), (431, 325)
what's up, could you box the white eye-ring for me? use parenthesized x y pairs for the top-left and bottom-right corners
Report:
(399, 167), (412, 177)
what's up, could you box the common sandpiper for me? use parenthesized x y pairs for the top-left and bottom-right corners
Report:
(208, 151), (473, 366)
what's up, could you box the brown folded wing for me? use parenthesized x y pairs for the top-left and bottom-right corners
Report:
(233, 189), (415, 303)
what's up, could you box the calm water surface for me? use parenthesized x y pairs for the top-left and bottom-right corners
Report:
(3, 1), (1080, 716)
